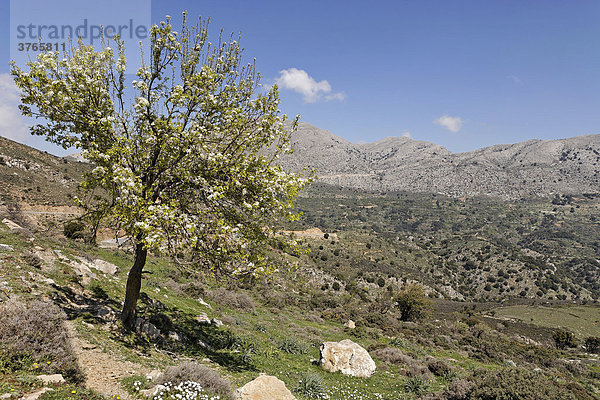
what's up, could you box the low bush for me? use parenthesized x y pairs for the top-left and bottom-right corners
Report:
(372, 347), (413, 365)
(427, 358), (452, 377)
(0, 299), (82, 382)
(439, 368), (593, 400)
(404, 375), (430, 396)
(208, 288), (255, 311)
(553, 329), (576, 349)
(277, 337), (309, 355)
(294, 373), (327, 399)
(155, 362), (232, 398)
(585, 336), (600, 353)
(63, 220), (86, 239)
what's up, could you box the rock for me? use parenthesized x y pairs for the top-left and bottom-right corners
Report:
(140, 384), (166, 398)
(0, 393), (12, 399)
(36, 374), (66, 384)
(146, 369), (162, 381)
(95, 306), (116, 321)
(504, 359), (517, 367)
(2, 218), (23, 232)
(212, 318), (223, 327)
(53, 249), (69, 261)
(344, 320), (356, 329)
(0, 244), (14, 251)
(234, 374), (296, 400)
(139, 320), (161, 340)
(319, 339), (376, 378)
(197, 297), (213, 309)
(98, 237), (131, 249)
(21, 388), (54, 400)
(135, 317), (144, 332)
(168, 331), (183, 342)
(195, 312), (211, 324)
(71, 258), (97, 284)
(92, 259), (119, 275)
(197, 338), (214, 351)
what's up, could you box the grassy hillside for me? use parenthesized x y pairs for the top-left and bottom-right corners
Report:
(2, 204), (600, 399)
(2, 138), (600, 398)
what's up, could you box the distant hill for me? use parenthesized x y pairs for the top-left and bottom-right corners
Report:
(280, 122), (600, 198)
(0, 135), (83, 206)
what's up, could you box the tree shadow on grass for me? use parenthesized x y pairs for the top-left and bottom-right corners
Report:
(50, 284), (256, 372)
(168, 311), (257, 372)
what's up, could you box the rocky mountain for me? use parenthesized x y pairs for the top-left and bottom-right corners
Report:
(281, 122), (600, 198)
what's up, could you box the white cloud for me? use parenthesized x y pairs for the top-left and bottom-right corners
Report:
(434, 114), (463, 133)
(0, 73), (30, 142)
(508, 75), (523, 84)
(401, 131), (411, 138)
(274, 68), (345, 103)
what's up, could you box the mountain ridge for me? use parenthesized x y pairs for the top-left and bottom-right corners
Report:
(280, 122), (600, 198)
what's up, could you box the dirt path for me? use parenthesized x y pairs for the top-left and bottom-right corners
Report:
(67, 322), (150, 399)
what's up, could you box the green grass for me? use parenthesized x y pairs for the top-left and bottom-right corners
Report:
(492, 304), (600, 338)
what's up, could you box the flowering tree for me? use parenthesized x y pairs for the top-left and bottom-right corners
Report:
(11, 14), (311, 329)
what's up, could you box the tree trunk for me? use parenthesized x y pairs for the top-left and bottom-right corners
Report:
(121, 241), (148, 330)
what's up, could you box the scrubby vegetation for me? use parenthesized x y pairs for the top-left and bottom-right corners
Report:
(155, 362), (232, 399)
(0, 299), (82, 382)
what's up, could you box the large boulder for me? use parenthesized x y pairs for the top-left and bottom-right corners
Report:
(319, 339), (376, 378)
(234, 374), (296, 400)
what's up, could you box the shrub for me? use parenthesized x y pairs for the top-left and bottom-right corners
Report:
(585, 336), (600, 353)
(208, 288), (255, 311)
(396, 283), (430, 322)
(442, 378), (475, 400)
(63, 220), (86, 239)
(553, 329), (576, 349)
(404, 375), (430, 396)
(467, 368), (591, 400)
(0, 299), (82, 382)
(277, 337), (308, 354)
(372, 347), (412, 365)
(427, 358), (452, 377)
(155, 362), (232, 398)
(321, 307), (349, 322)
(294, 373), (327, 399)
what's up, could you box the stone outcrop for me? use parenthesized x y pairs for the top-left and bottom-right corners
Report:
(320, 339), (376, 378)
(234, 374), (296, 400)
(92, 259), (119, 275)
(36, 374), (66, 384)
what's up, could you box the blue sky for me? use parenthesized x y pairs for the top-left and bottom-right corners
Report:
(1, 0), (599, 155)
